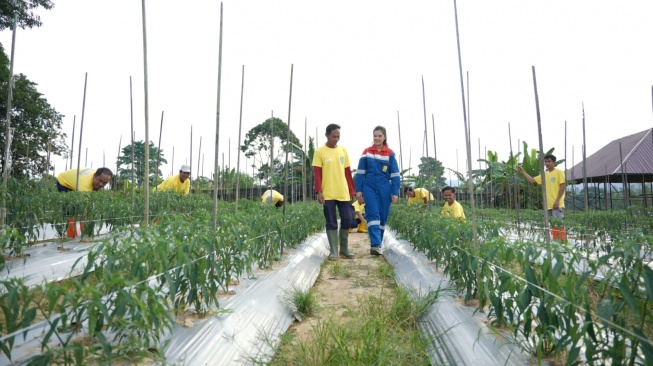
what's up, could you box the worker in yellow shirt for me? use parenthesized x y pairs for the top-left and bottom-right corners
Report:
(441, 186), (465, 221)
(56, 167), (113, 238)
(57, 167), (113, 192)
(261, 189), (285, 207)
(349, 197), (367, 233)
(404, 186), (434, 206)
(156, 165), (191, 195)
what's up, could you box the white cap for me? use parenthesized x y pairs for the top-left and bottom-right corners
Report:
(180, 165), (191, 173)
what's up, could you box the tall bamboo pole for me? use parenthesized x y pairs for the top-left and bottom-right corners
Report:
(212, 2), (224, 230)
(68, 116), (76, 171)
(0, 12), (17, 228)
(190, 126), (193, 198)
(155, 111), (163, 189)
(141, 0), (151, 226)
(75, 73), (88, 191)
(452, 0), (478, 248)
(582, 104), (589, 247)
(421, 76), (431, 187)
(115, 135), (121, 191)
(235, 65), (245, 211)
(129, 77), (135, 210)
(431, 114), (438, 197)
(282, 64), (294, 255)
(508, 123), (520, 229)
(397, 111), (404, 174)
(197, 136), (202, 179)
(531, 66), (550, 256)
(303, 117), (307, 202)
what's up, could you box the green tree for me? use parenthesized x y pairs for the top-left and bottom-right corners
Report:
(0, 44), (67, 179)
(116, 140), (166, 187)
(417, 157), (446, 190)
(240, 117), (304, 185)
(0, 0), (54, 31)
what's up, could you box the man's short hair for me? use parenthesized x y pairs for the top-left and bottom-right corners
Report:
(95, 167), (113, 177)
(403, 186), (414, 193)
(441, 186), (455, 193)
(325, 124), (341, 135)
(544, 154), (557, 162)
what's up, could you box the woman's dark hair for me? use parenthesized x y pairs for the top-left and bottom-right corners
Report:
(374, 126), (388, 146)
(326, 124), (341, 135)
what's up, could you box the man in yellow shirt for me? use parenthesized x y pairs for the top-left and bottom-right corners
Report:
(517, 154), (566, 218)
(156, 165), (191, 195)
(312, 124), (356, 260)
(441, 186), (465, 220)
(56, 167), (113, 192)
(56, 167), (113, 238)
(261, 189), (285, 207)
(404, 187), (434, 206)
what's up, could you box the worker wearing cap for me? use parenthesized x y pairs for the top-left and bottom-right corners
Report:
(261, 189), (285, 207)
(156, 165), (191, 195)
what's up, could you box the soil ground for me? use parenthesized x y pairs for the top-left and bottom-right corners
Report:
(283, 229), (394, 345)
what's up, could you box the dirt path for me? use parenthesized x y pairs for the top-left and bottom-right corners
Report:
(284, 230), (394, 344)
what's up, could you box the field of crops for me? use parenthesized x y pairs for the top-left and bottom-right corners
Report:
(1, 178), (652, 365)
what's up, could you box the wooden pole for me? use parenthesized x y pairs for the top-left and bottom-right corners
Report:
(190, 126), (193, 198)
(431, 114), (438, 197)
(197, 136), (202, 179)
(508, 123), (520, 229)
(531, 66), (550, 251)
(282, 64), (295, 255)
(303, 117), (307, 202)
(155, 111), (163, 189)
(141, 0), (151, 226)
(0, 12), (18, 228)
(69, 116), (76, 171)
(75, 73), (88, 192)
(235, 65), (245, 211)
(212, 2), (224, 230)
(421, 76), (431, 186)
(129, 77), (135, 210)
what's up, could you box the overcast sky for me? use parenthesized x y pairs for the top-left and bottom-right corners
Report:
(1, 1), (652, 182)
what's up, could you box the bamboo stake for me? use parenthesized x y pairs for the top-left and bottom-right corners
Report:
(212, 2), (224, 230)
(421, 76), (431, 186)
(114, 135), (121, 191)
(303, 117), (307, 202)
(155, 111), (163, 189)
(69, 116), (76, 171)
(397, 111), (404, 174)
(508, 123), (520, 229)
(197, 136), (202, 179)
(431, 114), (438, 197)
(582, 104), (589, 247)
(75, 73), (89, 192)
(0, 12), (17, 228)
(282, 64), (294, 255)
(235, 65), (245, 211)
(531, 67), (550, 248)
(190, 126), (193, 198)
(129, 77), (135, 210)
(141, 0), (151, 226)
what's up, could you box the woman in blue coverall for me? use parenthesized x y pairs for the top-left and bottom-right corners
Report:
(354, 126), (400, 256)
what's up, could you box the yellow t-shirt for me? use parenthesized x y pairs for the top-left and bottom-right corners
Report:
(352, 201), (365, 216)
(312, 145), (351, 201)
(156, 174), (190, 195)
(57, 168), (96, 191)
(534, 168), (566, 210)
(408, 188), (434, 205)
(261, 190), (284, 205)
(442, 201), (466, 220)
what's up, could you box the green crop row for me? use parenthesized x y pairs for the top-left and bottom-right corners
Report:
(389, 205), (653, 365)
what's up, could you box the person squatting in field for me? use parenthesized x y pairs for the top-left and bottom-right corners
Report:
(404, 186), (434, 207)
(441, 186), (465, 221)
(56, 167), (113, 238)
(312, 123), (356, 261)
(261, 189), (285, 208)
(349, 197), (367, 233)
(156, 164), (191, 195)
(355, 126), (400, 256)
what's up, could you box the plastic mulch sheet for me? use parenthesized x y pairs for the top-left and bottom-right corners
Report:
(382, 230), (532, 366)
